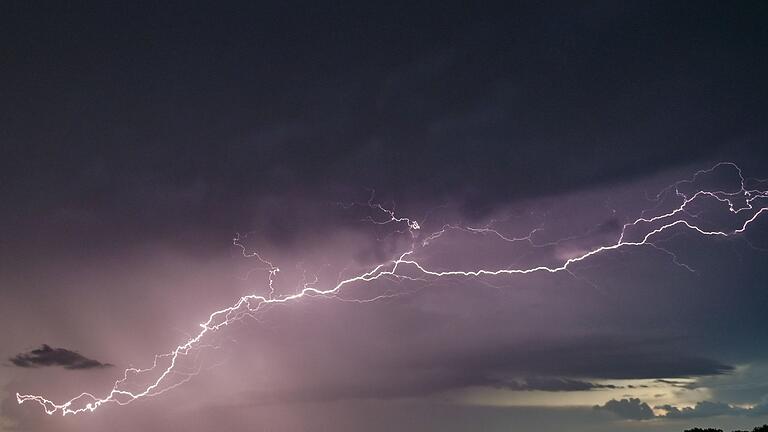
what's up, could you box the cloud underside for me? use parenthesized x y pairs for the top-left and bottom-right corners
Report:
(240, 338), (734, 405)
(252, 376), (621, 405)
(596, 399), (768, 420)
(9, 344), (112, 370)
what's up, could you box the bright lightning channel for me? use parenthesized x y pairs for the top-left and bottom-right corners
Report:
(16, 162), (768, 416)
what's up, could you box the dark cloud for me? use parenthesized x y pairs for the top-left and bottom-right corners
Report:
(247, 372), (621, 405)
(595, 398), (655, 420)
(655, 379), (700, 389)
(658, 401), (740, 419)
(594, 399), (768, 421)
(497, 377), (620, 392)
(240, 337), (728, 405)
(655, 401), (768, 419)
(9, 344), (112, 370)
(3, 1), (768, 251)
(431, 339), (734, 381)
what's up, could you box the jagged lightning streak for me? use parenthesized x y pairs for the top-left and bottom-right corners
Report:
(16, 162), (768, 416)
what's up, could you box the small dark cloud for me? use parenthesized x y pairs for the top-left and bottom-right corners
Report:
(9, 344), (112, 370)
(595, 398), (655, 420)
(655, 378), (698, 389)
(495, 376), (620, 392)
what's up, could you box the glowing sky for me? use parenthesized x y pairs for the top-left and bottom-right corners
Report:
(2, 2), (768, 431)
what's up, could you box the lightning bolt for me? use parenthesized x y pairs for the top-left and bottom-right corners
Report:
(16, 162), (768, 416)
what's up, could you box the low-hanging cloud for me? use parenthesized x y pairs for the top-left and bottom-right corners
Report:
(658, 401), (742, 419)
(597, 399), (768, 421)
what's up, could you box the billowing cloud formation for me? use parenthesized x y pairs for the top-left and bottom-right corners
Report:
(660, 401), (743, 419)
(598, 399), (768, 421)
(595, 398), (655, 420)
(658, 402), (768, 419)
(9, 345), (112, 370)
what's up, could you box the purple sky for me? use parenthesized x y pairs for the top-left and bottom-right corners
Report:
(3, 2), (768, 431)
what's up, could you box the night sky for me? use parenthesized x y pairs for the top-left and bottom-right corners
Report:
(3, 2), (768, 431)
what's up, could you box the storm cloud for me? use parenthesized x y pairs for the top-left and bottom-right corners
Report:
(2, 2), (768, 432)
